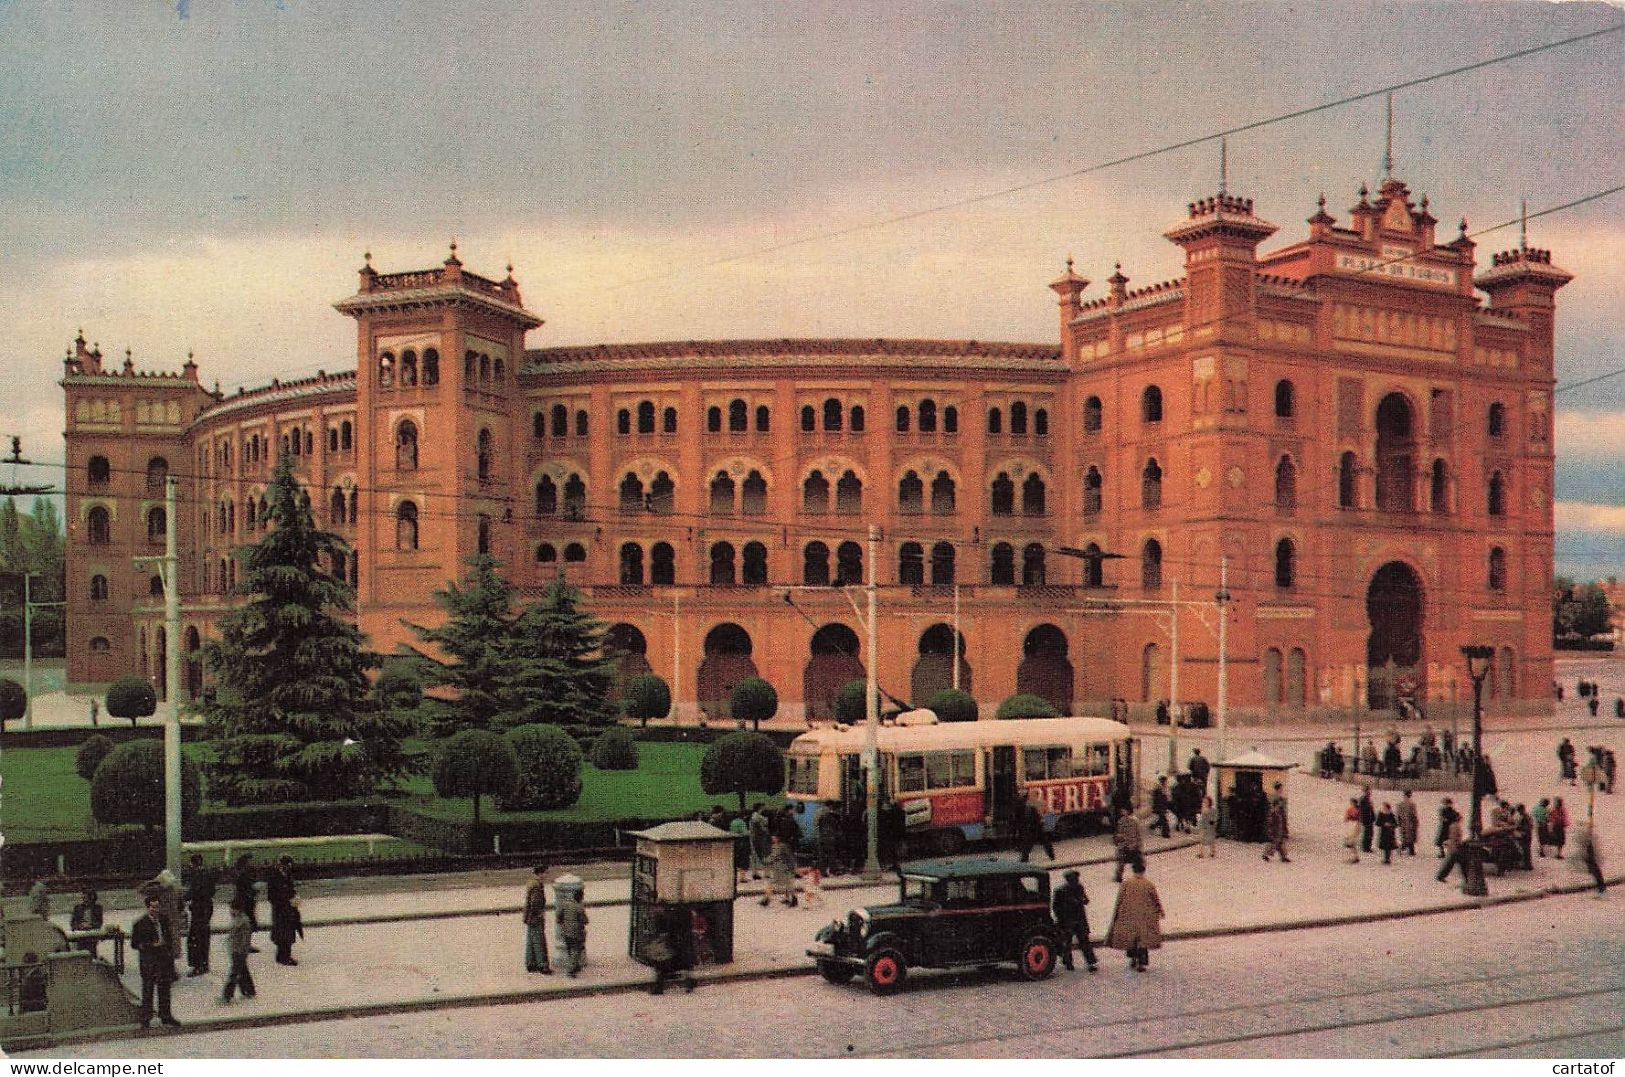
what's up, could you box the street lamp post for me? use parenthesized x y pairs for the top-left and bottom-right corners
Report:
(1459, 645), (1493, 898)
(862, 524), (881, 879)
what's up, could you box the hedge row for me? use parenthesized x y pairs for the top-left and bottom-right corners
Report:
(384, 804), (672, 856)
(2, 724), (212, 751)
(2, 834), (166, 881)
(186, 800), (390, 842)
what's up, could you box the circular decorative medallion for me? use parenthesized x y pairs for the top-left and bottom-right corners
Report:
(1227, 466), (1245, 489)
(1195, 466), (1212, 489)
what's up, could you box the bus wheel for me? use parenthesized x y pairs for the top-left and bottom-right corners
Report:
(866, 949), (907, 995)
(1017, 934), (1057, 981)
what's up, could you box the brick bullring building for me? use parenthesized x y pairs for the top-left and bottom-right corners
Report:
(61, 175), (1569, 722)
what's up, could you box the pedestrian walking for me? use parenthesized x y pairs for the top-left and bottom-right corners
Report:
(760, 835), (799, 906)
(646, 902), (695, 995)
(266, 856), (302, 967)
(1261, 783), (1290, 862)
(1106, 861), (1164, 972)
(232, 854), (260, 941)
(1112, 806), (1143, 882)
(1051, 869), (1098, 972)
(1195, 796), (1219, 858)
(1188, 748), (1210, 790)
(1358, 786), (1376, 853)
(1514, 804), (1534, 869)
(747, 804), (771, 879)
(1570, 823), (1607, 896)
(131, 896), (182, 1028)
(1344, 798), (1362, 863)
(218, 900), (256, 1004)
(1397, 790), (1419, 856)
(814, 802), (844, 876)
(1549, 797), (1569, 858)
(89, 698), (99, 727)
(1150, 776), (1172, 839)
(1435, 797), (1461, 858)
(183, 853), (218, 976)
(1588, 697), (1600, 716)
(1018, 795), (1055, 862)
(1533, 797), (1551, 857)
(27, 878), (50, 920)
(554, 874), (589, 977)
(1375, 803), (1399, 864)
(522, 864), (553, 974)
(1556, 736), (1577, 782)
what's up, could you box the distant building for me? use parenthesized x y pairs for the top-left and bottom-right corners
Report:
(61, 175), (1568, 719)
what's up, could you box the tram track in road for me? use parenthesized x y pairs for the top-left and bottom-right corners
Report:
(1424, 1022), (1625, 1059)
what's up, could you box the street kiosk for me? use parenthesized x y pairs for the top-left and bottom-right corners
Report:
(1213, 749), (1297, 842)
(626, 821), (739, 967)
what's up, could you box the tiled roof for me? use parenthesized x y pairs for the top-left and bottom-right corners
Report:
(523, 338), (1061, 367)
(193, 371), (357, 426)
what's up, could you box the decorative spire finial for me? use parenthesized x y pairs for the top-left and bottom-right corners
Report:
(1520, 199), (1528, 252)
(1318, 193), (1326, 211)
(1383, 93), (1394, 180)
(1219, 135), (1228, 196)
(1066, 255), (1074, 272)
(363, 250), (372, 266)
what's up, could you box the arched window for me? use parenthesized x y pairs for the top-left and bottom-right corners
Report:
(1375, 393), (1416, 512)
(1034, 409), (1049, 437)
(919, 400), (937, 433)
(755, 405), (770, 433)
(930, 542), (956, 585)
(803, 470), (830, 513)
(706, 406), (722, 433)
(987, 407), (1003, 435)
(557, 543), (585, 563)
(1275, 456), (1297, 509)
(328, 427), (339, 453)
(638, 401), (656, 435)
(728, 399), (747, 433)
(1141, 539), (1163, 590)
(1083, 396), (1103, 434)
(477, 514), (491, 555)
(741, 542), (767, 586)
(341, 420), (353, 450)
(1338, 452), (1358, 509)
(330, 550), (348, 584)
(1084, 466), (1103, 515)
(422, 348), (439, 385)
(349, 487), (357, 522)
(898, 471), (924, 514)
(1488, 546), (1507, 592)
(709, 542), (736, 586)
(150, 574), (165, 598)
(536, 476), (558, 515)
(742, 470), (768, 515)
(562, 474), (587, 518)
(823, 398), (843, 432)
(709, 472), (736, 515)
(579, 410), (592, 437)
(803, 542), (831, 586)
(395, 421), (419, 471)
(534, 412), (547, 439)
(990, 542), (1015, 586)
(89, 574), (109, 601)
(90, 637), (110, 654)
(146, 456), (169, 491)
(650, 472), (675, 514)
(1274, 538), (1296, 588)
(465, 351), (477, 380)
(835, 471), (862, 515)
(1431, 459), (1449, 514)
(536, 543), (558, 563)
(620, 543), (645, 585)
(1022, 473), (1046, 516)
(800, 405), (816, 432)
(619, 473), (645, 513)
(944, 406), (958, 434)
(88, 456), (110, 485)
(330, 487), (346, 524)
(617, 409), (632, 436)
(493, 357), (504, 381)
(651, 542), (676, 585)
(379, 351), (396, 387)
(899, 542), (924, 585)
(476, 428), (493, 482)
(1275, 379), (1296, 419)
(288, 431), (299, 457)
(1022, 543), (1046, 586)
(930, 471), (955, 514)
(479, 353), (490, 381)
(1083, 542), (1105, 587)
(258, 496), (268, 529)
(1488, 402), (1505, 438)
(395, 502), (419, 550)
(836, 541), (863, 586)
(400, 349), (418, 386)
(990, 473), (1014, 515)
(551, 404), (569, 437)
(1141, 385), (1163, 423)
(147, 505), (166, 542)
(896, 405), (912, 434)
(1141, 459), (1163, 509)
(850, 406), (865, 432)
(660, 407), (675, 434)
(1487, 471), (1506, 516)
(1010, 402), (1028, 435)
(245, 499), (257, 530)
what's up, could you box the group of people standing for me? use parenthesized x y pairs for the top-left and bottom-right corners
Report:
(1342, 786), (1420, 864)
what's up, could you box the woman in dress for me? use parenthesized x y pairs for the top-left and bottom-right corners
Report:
(1195, 796), (1219, 859)
(1344, 797), (1362, 864)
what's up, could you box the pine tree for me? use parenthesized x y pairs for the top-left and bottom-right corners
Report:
(199, 452), (411, 804)
(402, 555), (528, 736)
(506, 580), (617, 727)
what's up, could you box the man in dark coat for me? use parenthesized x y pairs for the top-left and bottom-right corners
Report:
(1051, 869), (1098, 972)
(1358, 786), (1376, 853)
(131, 896), (182, 1028)
(232, 853), (261, 948)
(1017, 796), (1054, 862)
(1149, 776), (1172, 839)
(266, 856), (301, 966)
(1187, 748), (1210, 790)
(183, 853), (219, 976)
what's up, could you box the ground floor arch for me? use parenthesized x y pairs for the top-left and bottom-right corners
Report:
(910, 622), (971, 704)
(697, 622), (759, 718)
(1016, 623), (1073, 713)
(1366, 561), (1425, 709)
(184, 626), (203, 700)
(804, 623), (864, 721)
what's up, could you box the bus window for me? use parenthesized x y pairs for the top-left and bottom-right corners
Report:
(925, 752), (952, 789)
(898, 755), (926, 793)
(1047, 746), (1071, 776)
(1085, 744), (1111, 776)
(951, 749), (976, 787)
(1023, 748), (1048, 781)
(788, 757), (820, 794)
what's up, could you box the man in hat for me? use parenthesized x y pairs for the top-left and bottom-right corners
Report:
(131, 896), (182, 1028)
(184, 852), (219, 976)
(266, 855), (302, 966)
(523, 864), (553, 974)
(1051, 869), (1097, 972)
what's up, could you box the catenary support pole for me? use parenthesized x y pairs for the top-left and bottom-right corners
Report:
(164, 475), (182, 875)
(1214, 556), (1229, 791)
(22, 573), (32, 730)
(1168, 578), (1179, 776)
(863, 524), (881, 879)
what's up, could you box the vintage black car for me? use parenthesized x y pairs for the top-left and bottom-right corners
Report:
(807, 858), (1060, 994)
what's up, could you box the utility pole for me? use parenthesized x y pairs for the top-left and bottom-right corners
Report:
(863, 524), (881, 879)
(163, 476), (182, 875)
(1167, 578), (1180, 776)
(951, 582), (961, 692)
(23, 574), (33, 730)
(1215, 556), (1230, 788)
(671, 590), (681, 723)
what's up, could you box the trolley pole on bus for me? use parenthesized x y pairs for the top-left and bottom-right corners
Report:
(863, 525), (882, 879)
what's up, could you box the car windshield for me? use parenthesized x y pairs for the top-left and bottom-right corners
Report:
(901, 876), (937, 904)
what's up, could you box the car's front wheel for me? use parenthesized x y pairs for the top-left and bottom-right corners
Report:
(818, 960), (856, 985)
(865, 948), (907, 995)
(1017, 933), (1057, 981)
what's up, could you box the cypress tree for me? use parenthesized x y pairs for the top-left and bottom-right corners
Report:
(506, 580), (617, 727)
(402, 554), (528, 736)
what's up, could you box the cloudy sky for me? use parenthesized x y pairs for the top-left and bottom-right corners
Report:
(2, 1), (1621, 577)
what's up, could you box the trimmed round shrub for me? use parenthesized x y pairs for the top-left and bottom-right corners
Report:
(105, 676), (157, 724)
(75, 734), (116, 782)
(621, 673), (671, 728)
(833, 680), (868, 725)
(729, 676), (779, 731)
(90, 739), (202, 832)
(996, 693), (1060, 719)
(700, 731), (785, 813)
(374, 660), (424, 713)
(589, 727), (639, 771)
(432, 729), (519, 827)
(0, 678), (25, 724)
(925, 688), (979, 723)
(500, 723), (584, 811)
